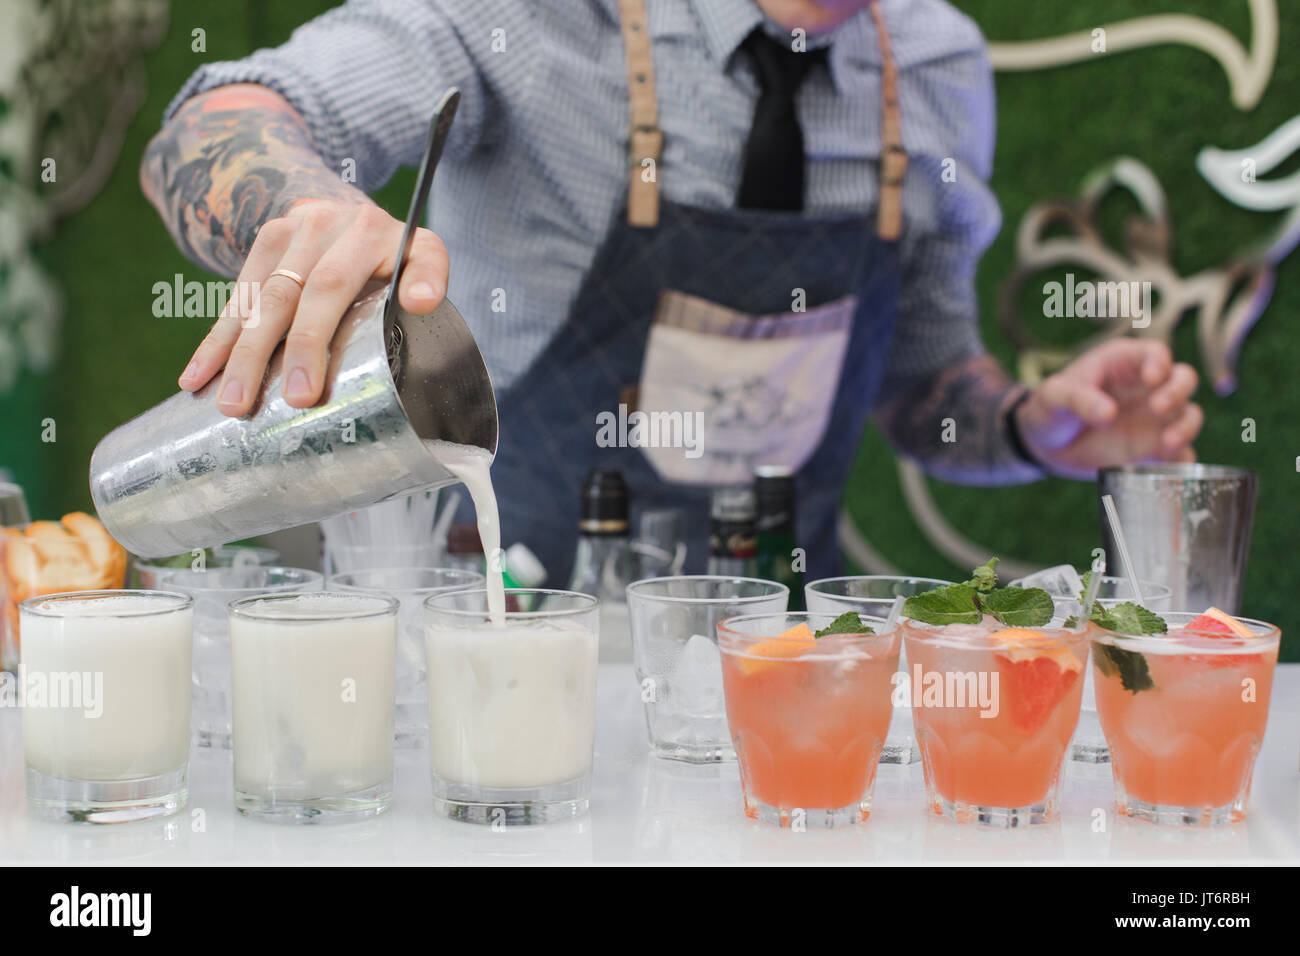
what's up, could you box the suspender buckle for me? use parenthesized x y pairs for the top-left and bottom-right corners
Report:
(881, 142), (908, 188)
(629, 124), (663, 168)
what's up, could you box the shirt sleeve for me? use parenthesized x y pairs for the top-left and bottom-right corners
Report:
(872, 42), (1003, 405)
(162, 0), (500, 194)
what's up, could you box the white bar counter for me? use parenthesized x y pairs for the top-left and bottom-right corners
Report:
(2, 663), (1296, 864)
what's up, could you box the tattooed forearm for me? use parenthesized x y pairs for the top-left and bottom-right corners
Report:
(872, 353), (1044, 485)
(141, 84), (368, 276)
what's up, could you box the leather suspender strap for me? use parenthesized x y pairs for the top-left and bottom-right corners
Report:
(618, 0), (663, 227)
(868, 0), (907, 241)
(615, 0), (906, 237)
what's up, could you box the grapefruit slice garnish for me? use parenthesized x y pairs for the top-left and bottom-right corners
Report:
(736, 622), (815, 676)
(997, 653), (1080, 734)
(990, 628), (1082, 733)
(1185, 607), (1260, 668)
(989, 627), (1082, 672)
(1185, 607), (1253, 638)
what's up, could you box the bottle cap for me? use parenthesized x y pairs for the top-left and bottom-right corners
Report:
(504, 541), (547, 588)
(578, 468), (629, 534)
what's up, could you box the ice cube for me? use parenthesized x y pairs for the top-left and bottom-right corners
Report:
(669, 633), (725, 718)
(1016, 564), (1084, 597)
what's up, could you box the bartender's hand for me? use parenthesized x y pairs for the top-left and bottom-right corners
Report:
(141, 84), (449, 416)
(1014, 339), (1202, 480)
(177, 200), (449, 416)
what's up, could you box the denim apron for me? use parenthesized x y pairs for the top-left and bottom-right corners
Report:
(484, 0), (908, 587)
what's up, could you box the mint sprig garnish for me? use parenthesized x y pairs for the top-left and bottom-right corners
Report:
(1068, 571), (1165, 694)
(814, 611), (875, 638)
(981, 586), (1055, 626)
(968, 558), (999, 594)
(901, 559), (1053, 628)
(1094, 644), (1156, 693)
(1064, 572), (1168, 635)
(900, 585), (982, 625)
(1094, 602), (1167, 636)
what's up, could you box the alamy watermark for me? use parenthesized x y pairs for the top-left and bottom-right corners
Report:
(893, 664), (1000, 718)
(152, 274), (259, 321)
(0, 667), (103, 717)
(1043, 273), (1152, 328)
(595, 403), (705, 459)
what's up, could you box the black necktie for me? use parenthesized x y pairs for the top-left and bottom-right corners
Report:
(736, 29), (826, 212)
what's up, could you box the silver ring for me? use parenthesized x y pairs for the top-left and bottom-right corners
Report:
(267, 268), (306, 289)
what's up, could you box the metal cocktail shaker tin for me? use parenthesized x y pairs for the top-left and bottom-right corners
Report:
(89, 288), (497, 558)
(1098, 464), (1257, 614)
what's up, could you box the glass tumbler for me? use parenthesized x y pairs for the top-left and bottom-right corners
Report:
(424, 588), (599, 825)
(21, 590), (193, 823)
(626, 575), (788, 762)
(718, 611), (900, 828)
(229, 591), (398, 823)
(1091, 611), (1279, 826)
(165, 565), (323, 748)
(804, 575), (952, 764)
(328, 566), (483, 747)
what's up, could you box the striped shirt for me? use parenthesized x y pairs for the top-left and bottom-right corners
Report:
(165, 0), (1000, 395)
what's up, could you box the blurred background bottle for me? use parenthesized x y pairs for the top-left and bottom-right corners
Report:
(444, 523), (546, 592)
(444, 523), (485, 574)
(707, 485), (757, 578)
(754, 465), (803, 610)
(568, 468), (633, 661)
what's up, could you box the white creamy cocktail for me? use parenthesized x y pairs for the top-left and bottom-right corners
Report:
(328, 566), (484, 748)
(20, 589), (193, 823)
(229, 591), (398, 823)
(424, 588), (599, 824)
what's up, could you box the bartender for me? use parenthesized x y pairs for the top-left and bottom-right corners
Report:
(142, 0), (1202, 583)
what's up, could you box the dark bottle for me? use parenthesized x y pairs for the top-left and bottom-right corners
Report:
(444, 522), (484, 574)
(754, 465), (803, 610)
(568, 468), (633, 661)
(707, 485), (757, 577)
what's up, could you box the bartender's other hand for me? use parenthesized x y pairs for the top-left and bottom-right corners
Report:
(1014, 339), (1202, 480)
(177, 200), (449, 416)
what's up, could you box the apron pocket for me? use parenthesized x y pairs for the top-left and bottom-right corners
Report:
(635, 289), (856, 485)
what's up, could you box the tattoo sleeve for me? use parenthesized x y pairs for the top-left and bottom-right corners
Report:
(872, 353), (1045, 485)
(140, 84), (368, 276)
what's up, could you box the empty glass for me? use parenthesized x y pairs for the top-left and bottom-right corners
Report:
(633, 509), (687, 579)
(804, 575), (952, 764)
(626, 576), (789, 763)
(164, 566), (323, 748)
(131, 544), (281, 589)
(328, 566), (483, 747)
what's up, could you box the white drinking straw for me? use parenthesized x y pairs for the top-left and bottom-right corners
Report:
(1101, 493), (1145, 604)
(431, 489), (462, 561)
(884, 594), (906, 630)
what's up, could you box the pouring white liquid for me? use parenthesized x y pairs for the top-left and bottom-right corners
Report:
(427, 440), (505, 625)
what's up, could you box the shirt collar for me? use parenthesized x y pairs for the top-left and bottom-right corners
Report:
(687, 0), (766, 67)
(825, 8), (880, 94)
(686, 0), (877, 95)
